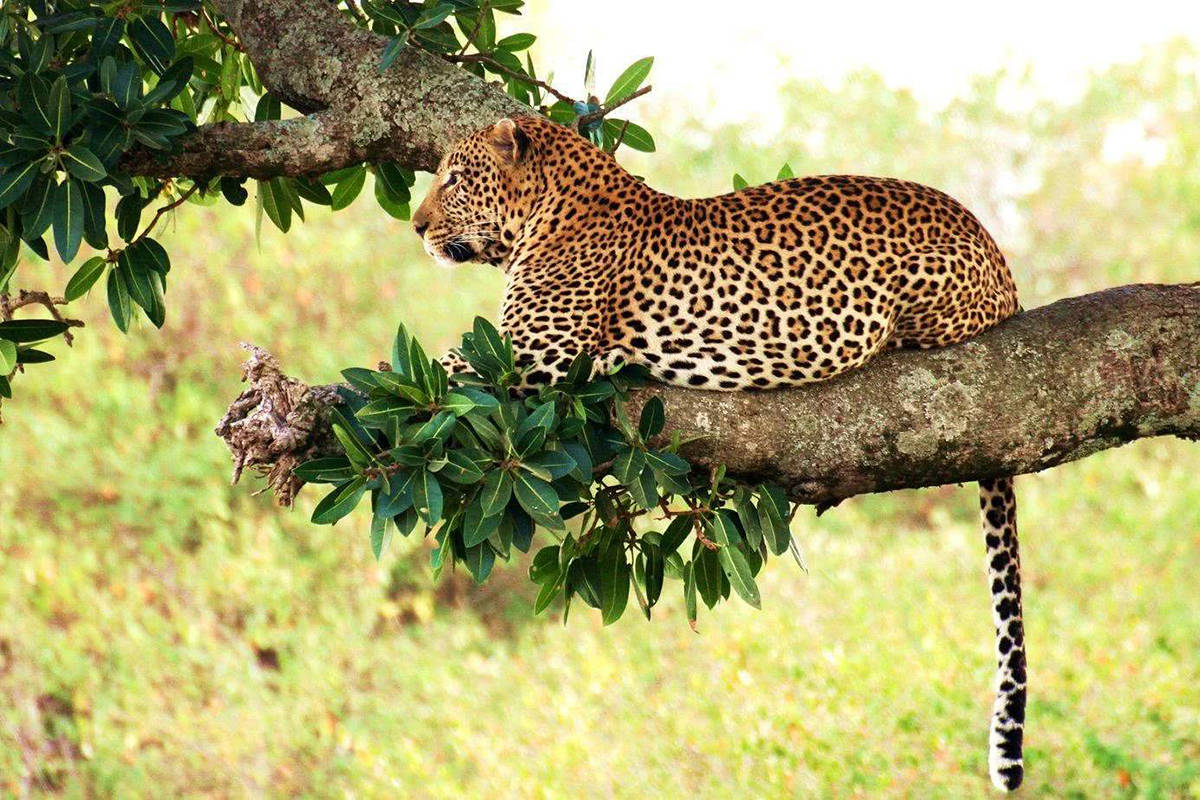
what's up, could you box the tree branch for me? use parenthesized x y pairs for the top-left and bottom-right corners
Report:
(215, 284), (1200, 507)
(121, 0), (528, 179)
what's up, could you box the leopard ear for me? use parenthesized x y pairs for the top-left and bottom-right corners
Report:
(488, 118), (530, 165)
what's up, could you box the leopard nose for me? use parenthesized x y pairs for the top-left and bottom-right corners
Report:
(414, 222), (428, 238)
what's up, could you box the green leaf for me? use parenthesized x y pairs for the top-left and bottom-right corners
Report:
(444, 387), (499, 416)
(760, 503), (790, 556)
(129, 16), (176, 74)
(441, 449), (487, 484)
(119, 248), (165, 328)
(606, 56), (653, 104)
(369, 512), (392, 559)
(643, 547), (664, 608)
(603, 119), (655, 153)
(529, 545), (562, 585)
(61, 145), (107, 182)
(694, 546), (723, 609)
(732, 173), (749, 191)
(18, 74), (53, 133)
(375, 471), (415, 516)
(512, 470), (559, 520)
(293, 177), (331, 206)
(612, 447), (645, 485)
(91, 17), (126, 58)
(79, 182), (108, 249)
(660, 515), (693, 556)
(0, 160), (40, 210)
(20, 176), (57, 240)
(412, 469), (443, 526)
(638, 396), (665, 439)
(462, 494), (500, 548)
(145, 57), (194, 105)
(757, 484), (791, 555)
(759, 484), (789, 521)
(129, 238), (170, 274)
(463, 542), (495, 583)
(261, 179), (294, 232)
(634, 466), (661, 510)
(533, 578), (562, 615)
(52, 180), (85, 262)
(707, 510), (741, 547)
(599, 547), (631, 625)
(718, 547), (761, 609)
(479, 470), (513, 517)
(311, 477), (367, 525)
(497, 33), (536, 51)
(415, 5), (454, 28)
(115, 193), (146, 242)
(332, 420), (374, 468)
(620, 120), (655, 153)
(645, 449), (689, 477)
(777, 162), (795, 180)
(683, 561), (698, 628)
(10, 127), (52, 153)
(736, 496), (763, 552)
(220, 177), (249, 206)
(107, 269), (133, 332)
(293, 457), (356, 484)
(15, 348), (54, 365)
(64, 255), (107, 301)
(374, 162), (412, 203)
(516, 400), (556, 438)
(414, 410), (457, 443)
(523, 450), (576, 481)
(330, 167), (366, 211)
(378, 34), (408, 73)
(0, 339), (16, 373)
(48, 76), (71, 141)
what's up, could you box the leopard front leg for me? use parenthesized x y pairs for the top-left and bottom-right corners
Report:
(499, 260), (611, 390)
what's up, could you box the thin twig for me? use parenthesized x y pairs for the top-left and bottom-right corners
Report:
(134, 184), (201, 244)
(456, 0), (490, 56)
(443, 53), (576, 105)
(576, 85), (652, 130)
(605, 119), (630, 154)
(344, 0), (369, 26)
(0, 290), (85, 345)
(199, 8), (243, 52)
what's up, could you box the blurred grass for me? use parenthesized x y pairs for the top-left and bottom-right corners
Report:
(2, 46), (1198, 798)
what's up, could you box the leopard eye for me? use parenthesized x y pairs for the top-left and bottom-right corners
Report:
(443, 171), (460, 189)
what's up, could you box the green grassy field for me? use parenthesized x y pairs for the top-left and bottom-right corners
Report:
(2, 54), (1198, 797)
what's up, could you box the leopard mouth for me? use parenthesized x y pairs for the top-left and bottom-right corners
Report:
(444, 240), (475, 263)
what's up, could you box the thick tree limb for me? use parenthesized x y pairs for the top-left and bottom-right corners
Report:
(216, 284), (1200, 507)
(120, 0), (527, 179)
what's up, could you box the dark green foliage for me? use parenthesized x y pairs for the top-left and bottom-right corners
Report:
(0, 1), (655, 407)
(303, 319), (796, 627)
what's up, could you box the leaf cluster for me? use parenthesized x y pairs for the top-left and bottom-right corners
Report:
(370, 1), (655, 154)
(0, 1), (656, 410)
(302, 318), (797, 627)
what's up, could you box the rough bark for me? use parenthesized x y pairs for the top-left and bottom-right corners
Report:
(120, 0), (527, 179)
(217, 284), (1200, 506)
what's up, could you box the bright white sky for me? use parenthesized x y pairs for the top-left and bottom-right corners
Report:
(525, 0), (1199, 126)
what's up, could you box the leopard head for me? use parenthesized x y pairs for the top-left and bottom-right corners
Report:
(411, 117), (538, 268)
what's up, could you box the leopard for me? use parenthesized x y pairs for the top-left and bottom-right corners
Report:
(411, 115), (1027, 792)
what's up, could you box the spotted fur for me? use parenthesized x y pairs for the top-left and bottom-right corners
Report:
(413, 115), (1027, 790)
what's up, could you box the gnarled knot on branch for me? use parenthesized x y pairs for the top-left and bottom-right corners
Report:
(214, 343), (345, 506)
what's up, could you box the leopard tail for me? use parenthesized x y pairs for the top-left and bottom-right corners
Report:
(979, 477), (1026, 791)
